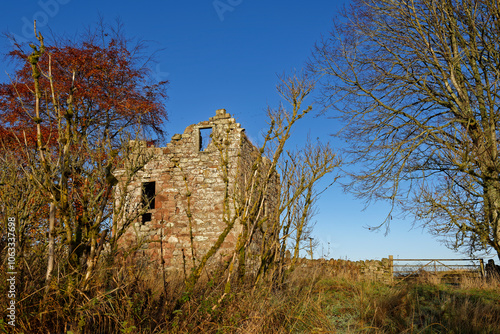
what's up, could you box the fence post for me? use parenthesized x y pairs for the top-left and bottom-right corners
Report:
(479, 259), (485, 278)
(389, 255), (393, 282)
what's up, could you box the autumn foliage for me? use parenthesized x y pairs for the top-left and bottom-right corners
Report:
(0, 31), (167, 148)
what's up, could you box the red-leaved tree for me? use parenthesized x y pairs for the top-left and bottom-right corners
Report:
(0, 22), (168, 298)
(1, 25), (167, 147)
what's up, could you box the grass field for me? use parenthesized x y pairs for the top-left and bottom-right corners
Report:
(3, 261), (500, 333)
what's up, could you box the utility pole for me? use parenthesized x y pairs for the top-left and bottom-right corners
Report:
(308, 237), (314, 260)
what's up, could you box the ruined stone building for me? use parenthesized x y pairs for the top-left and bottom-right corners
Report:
(116, 109), (279, 273)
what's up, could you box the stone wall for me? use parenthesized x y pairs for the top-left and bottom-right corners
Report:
(356, 258), (392, 282)
(116, 109), (275, 274)
(295, 258), (393, 283)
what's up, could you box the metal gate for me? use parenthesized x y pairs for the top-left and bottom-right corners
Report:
(388, 256), (485, 279)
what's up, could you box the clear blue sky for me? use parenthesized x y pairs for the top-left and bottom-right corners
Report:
(1, 0), (486, 261)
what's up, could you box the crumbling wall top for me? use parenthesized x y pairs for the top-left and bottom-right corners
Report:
(210, 108), (231, 121)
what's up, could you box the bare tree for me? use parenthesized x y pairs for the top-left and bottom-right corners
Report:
(0, 146), (48, 294)
(279, 139), (339, 272)
(177, 72), (340, 306)
(310, 0), (500, 259)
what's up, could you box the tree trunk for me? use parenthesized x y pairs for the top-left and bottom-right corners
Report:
(45, 202), (56, 294)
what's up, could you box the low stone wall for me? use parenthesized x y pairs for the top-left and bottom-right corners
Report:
(294, 257), (393, 283)
(355, 258), (392, 283)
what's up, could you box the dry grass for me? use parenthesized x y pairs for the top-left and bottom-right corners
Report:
(1, 259), (499, 333)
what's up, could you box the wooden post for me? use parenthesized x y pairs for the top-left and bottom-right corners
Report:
(389, 255), (393, 282)
(479, 259), (485, 278)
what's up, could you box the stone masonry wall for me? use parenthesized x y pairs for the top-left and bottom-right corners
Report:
(117, 109), (268, 273)
(295, 258), (393, 283)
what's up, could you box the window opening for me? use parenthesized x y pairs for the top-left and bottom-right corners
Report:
(199, 127), (212, 151)
(142, 212), (152, 223)
(141, 181), (155, 222)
